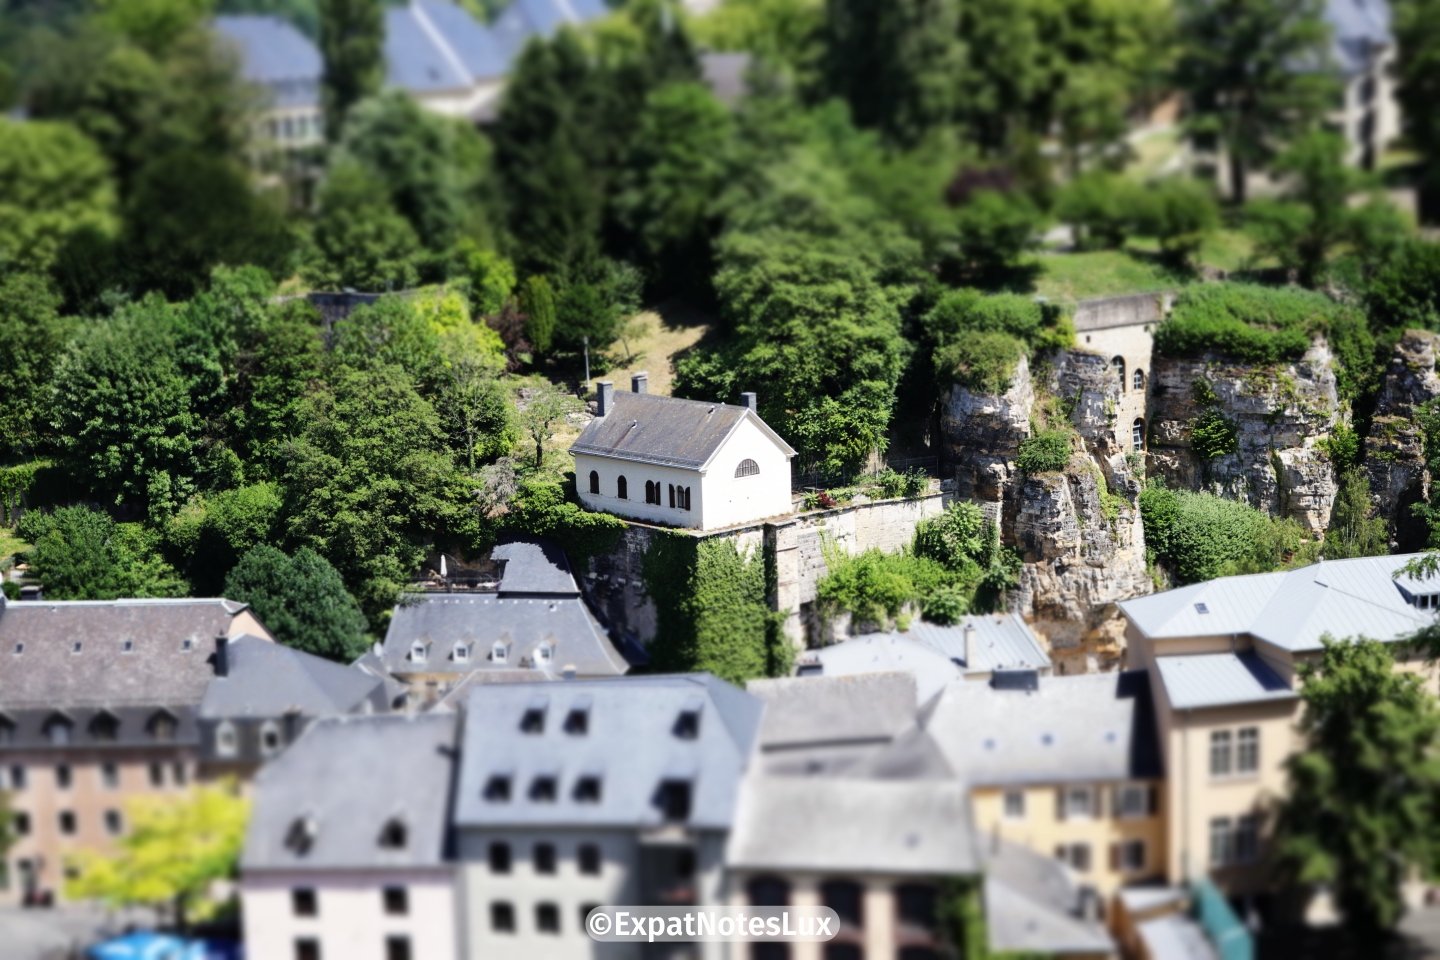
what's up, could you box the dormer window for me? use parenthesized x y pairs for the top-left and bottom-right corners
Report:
(148, 710), (178, 742)
(453, 642), (470, 664)
(286, 815), (318, 855)
(535, 643), (553, 667)
(492, 642), (508, 663)
(89, 711), (120, 742)
(72, 641), (83, 655)
(656, 779), (692, 823)
(215, 720), (238, 758)
(410, 641), (428, 663)
(574, 776), (602, 803)
(259, 720), (282, 756)
(674, 705), (702, 740)
(529, 776), (558, 802)
(44, 713), (73, 746)
(379, 818), (407, 849)
(484, 774), (512, 802)
(121, 640), (134, 654)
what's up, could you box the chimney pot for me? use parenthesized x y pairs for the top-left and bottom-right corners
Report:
(596, 381), (614, 417)
(740, 391), (757, 412)
(631, 372), (649, 394)
(963, 622), (978, 671)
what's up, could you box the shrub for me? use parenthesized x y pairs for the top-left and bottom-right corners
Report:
(1319, 424), (1361, 470)
(874, 469), (907, 499)
(914, 501), (990, 571)
(935, 331), (1027, 395)
(921, 584), (971, 624)
(1132, 177), (1219, 266)
(1190, 409), (1239, 460)
(1140, 484), (1309, 584)
(1056, 171), (1142, 250)
(1155, 283), (1340, 363)
(817, 548), (921, 626)
(1016, 430), (1072, 474)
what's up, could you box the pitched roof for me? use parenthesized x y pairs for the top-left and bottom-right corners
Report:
(1119, 554), (1435, 653)
(200, 636), (383, 718)
(212, 15), (322, 107)
(1325, 0), (1392, 74)
(1154, 651), (1297, 711)
(492, 538), (579, 596)
(569, 391), (796, 470)
(725, 776), (977, 875)
(803, 634), (963, 704)
(379, 592), (628, 678)
(453, 674), (763, 830)
(384, 0), (511, 92)
(983, 840), (1115, 955)
(489, 0), (609, 65)
(926, 671), (1162, 785)
(0, 598), (254, 709)
(242, 713), (458, 871)
(746, 672), (919, 749)
(857, 614), (1051, 675)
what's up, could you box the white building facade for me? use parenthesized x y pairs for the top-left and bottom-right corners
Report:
(570, 376), (796, 532)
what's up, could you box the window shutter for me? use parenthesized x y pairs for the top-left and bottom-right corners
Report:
(1094, 787), (1104, 818)
(1111, 786), (1123, 818)
(1109, 843), (1120, 872)
(1147, 784), (1160, 816)
(1056, 787), (1066, 821)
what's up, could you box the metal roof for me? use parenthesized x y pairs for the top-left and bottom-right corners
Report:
(907, 614), (1052, 674)
(1154, 651), (1297, 711)
(200, 636), (383, 718)
(805, 634), (962, 704)
(926, 671), (1163, 785)
(983, 839), (1115, 956)
(213, 15), (322, 107)
(453, 674), (763, 830)
(492, 537), (579, 596)
(746, 672), (919, 750)
(725, 776), (977, 875)
(242, 713), (458, 871)
(569, 391), (796, 471)
(1325, 0), (1392, 75)
(1119, 554), (1435, 653)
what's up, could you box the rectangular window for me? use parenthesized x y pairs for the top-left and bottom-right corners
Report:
(292, 888), (318, 918)
(489, 843), (511, 874)
(102, 763), (119, 790)
(173, 763), (188, 786)
(56, 765), (72, 790)
(1003, 790), (1025, 820)
(1115, 784), (1148, 819)
(1210, 730), (1232, 777)
(1236, 814), (1260, 863)
(13, 812), (30, 836)
(385, 937), (411, 960)
(1236, 728), (1260, 773)
(536, 902), (561, 934)
(149, 763), (164, 788)
(1117, 839), (1146, 872)
(104, 811), (123, 836)
(490, 901), (515, 933)
(295, 939), (320, 960)
(1056, 843), (1091, 873)
(58, 811), (76, 836)
(579, 843), (601, 875)
(383, 886), (408, 916)
(534, 843), (556, 875)
(10, 766), (24, 790)
(1209, 817), (1234, 868)
(1063, 786), (1093, 818)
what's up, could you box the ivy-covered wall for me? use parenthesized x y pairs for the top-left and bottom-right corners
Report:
(642, 533), (791, 684)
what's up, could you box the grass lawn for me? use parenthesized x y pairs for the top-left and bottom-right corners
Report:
(0, 527), (30, 571)
(600, 303), (714, 397)
(1031, 228), (1263, 303)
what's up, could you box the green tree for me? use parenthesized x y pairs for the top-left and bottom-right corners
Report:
(689, 0), (822, 86)
(820, 0), (961, 147)
(306, 161), (422, 291)
(1324, 467), (1389, 559)
(1248, 131), (1369, 286)
(234, 300), (325, 475)
(1277, 638), (1440, 939)
(165, 483), (283, 594)
(317, 0), (382, 141)
(517, 379), (583, 470)
(282, 363), (464, 619)
(1364, 240), (1440, 332)
(67, 782), (249, 932)
(21, 506), (187, 599)
(520, 274), (557, 355)
(1394, 0), (1440, 216)
(1174, 0), (1335, 203)
(224, 544), (370, 660)
(453, 241), (517, 317)
(334, 90), (495, 251)
(1132, 177), (1220, 267)
(1055, 171), (1143, 250)
(0, 119), (118, 273)
(0, 273), (74, 461)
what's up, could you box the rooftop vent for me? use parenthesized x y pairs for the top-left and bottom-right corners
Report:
(285, 815), (318, 855)
(1194, 602), (1209, 615)
(631, 372), (648, 394)
(596, 381), (615, 417)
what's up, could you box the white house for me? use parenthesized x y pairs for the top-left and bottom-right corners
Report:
(569, 374), (797, 531)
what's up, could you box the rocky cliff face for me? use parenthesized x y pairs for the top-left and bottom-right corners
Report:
(942, 349), (1150, 673)
(1366, 330), (1440, 550)
(1147, 341), (1342, 535)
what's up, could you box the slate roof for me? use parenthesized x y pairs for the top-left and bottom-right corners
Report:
(926, 671), (1163, 786)
(489, 0), (608, 65)
(569, 391), (797, 471)
(242, 713), (458, 871)
(983, 840), (1115, 956)
(725, 776), (978, 875)
(453, 674), (763, 830)
(0, 598), (253, 708)
(1325, 0), (1392, 75)
(852, 614), (1051, 675)
(213, 15), (322, 108)
(493, 538), (579, 596)
(379, 591), (628, 678)
(1119, 554), (1435, 653)
(1154, 651), (1297, 711)
(746, 672), (919, 750)
(802, 634), (963, 704)
(200, 636), (383, 718)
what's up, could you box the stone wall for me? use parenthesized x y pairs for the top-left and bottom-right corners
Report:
(1366, 330), (1440, 550)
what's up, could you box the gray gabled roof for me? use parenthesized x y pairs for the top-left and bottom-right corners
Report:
(926, 671), (1162, 786)
(213, 15), (322, 108)
(0, 598), (253, 709)
(1325, 0), (1392, 75)
(1154, 651), (1297, 711)
(242, 713), (458, 872)
(747, 672), (919, 749)
(200, 636), (383, 718)
(1119, 554), (1434, 653)
(453, 674), (763, 830)
(493, 538), (579, 596)
(569, 391), (796, 471)
(803, 634), (962, 704)
(489, 0), (608, 65)
(851, 614), (1051, 676)
(725, 776), (978, 876)
(984, 840), (1115, 956)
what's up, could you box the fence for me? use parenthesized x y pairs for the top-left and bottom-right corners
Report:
(791, 456), (939, 492)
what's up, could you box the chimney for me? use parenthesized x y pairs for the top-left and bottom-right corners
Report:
(631, 372), (648, 394)
(596, 381), (614, 417)
(215, 635), (229, 678)
(740, 391), (757, 412)
(963, 622), (978, 670)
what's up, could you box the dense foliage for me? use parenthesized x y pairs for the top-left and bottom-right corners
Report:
(223, 545), (370, 661)
(1140, 484), (1311, 584)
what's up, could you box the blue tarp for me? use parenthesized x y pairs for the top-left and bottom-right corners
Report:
(89, 933), (206, 960)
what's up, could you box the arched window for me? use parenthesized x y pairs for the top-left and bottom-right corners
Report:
(735, 459), (760, 478)
(1112, 356), (1126, 386)
(148, 709), (177, 742)
(616, 476), (628, 500)
(668, 483), (676, 508)
(1133, 368), (1146, 391)
(588, 470), (599, 495)
(1132, 417), (1145, 452)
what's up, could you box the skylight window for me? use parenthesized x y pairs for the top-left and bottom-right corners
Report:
(121, 640), (134, 654)
(574, 776), (602, 803)
(72, 641), (83, 654)
(13, 643), (22, 655)
(484, 775), (512, 802)
(1194, 602), (1210, 615)
(181, 638), (193, 652)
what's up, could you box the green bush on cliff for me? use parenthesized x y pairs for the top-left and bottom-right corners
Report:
(1155, 284), (1342, 364)
(1140, 484), (1311, 584)
(934, 331), (1028, 395)
(1016, 430), (1072, 474)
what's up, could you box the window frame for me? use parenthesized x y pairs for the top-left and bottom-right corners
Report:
(1003, 790), (1025, 820)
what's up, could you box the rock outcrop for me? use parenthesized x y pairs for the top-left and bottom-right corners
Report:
(1147, 340), (1342, 534)
(1366, 330), (1440, 550)
(941, 356), (1034, 507)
